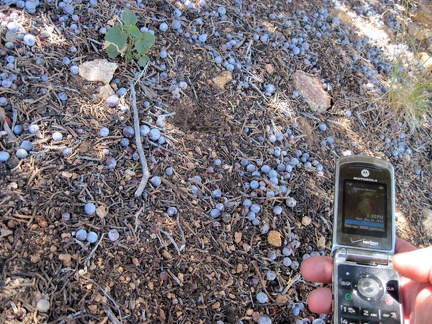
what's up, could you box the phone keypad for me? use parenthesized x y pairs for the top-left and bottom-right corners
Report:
(336, 264), (401, 324)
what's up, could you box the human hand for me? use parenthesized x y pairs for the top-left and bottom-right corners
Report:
(300, 238), (432, 323)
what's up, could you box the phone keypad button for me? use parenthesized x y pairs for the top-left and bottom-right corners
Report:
(340, 278), (353, 289)
(340, 317), (360, 324)
(361, 308), (379, 318)
(344, 292), (354, 301)
(381, 310), (399, 320)
(386, 280), (400, 301)
(341, 305), (359, 316)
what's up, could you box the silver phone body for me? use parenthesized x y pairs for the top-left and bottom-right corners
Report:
(332, 156), (403, 324)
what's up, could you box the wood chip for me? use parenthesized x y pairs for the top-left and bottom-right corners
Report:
(268, 230), (282, 247)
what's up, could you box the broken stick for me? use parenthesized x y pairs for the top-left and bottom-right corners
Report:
(131, 83), (151, 197)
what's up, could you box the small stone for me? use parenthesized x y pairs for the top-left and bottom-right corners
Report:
(317, 234), (326, 250)
(37, 299), (50, 313)
(211, 71), (232, 90)
(265, 64), (274, 73)
(96, 205), (107, 218)
(268, 230), (282, 247)
(301, 216), (312, 226)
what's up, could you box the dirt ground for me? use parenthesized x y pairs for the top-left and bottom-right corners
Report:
(1, 0), (431, 323)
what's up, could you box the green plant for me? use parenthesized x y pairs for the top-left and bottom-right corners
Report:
(387, 57), (431, 127)
(104, 8), (155, 66)
(383, 5), (432, 129)
(385, 23), (432, 129)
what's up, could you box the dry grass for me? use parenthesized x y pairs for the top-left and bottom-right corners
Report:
(384, 4), (432, 130)
(387, 55), (432, 128)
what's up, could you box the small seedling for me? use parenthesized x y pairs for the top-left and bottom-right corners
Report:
(104, 8), (155, 66)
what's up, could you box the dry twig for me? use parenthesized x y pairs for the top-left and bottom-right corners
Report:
(131, 82), (150, 197)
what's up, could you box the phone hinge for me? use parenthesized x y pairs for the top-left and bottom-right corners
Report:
(346, 249), (390, 265)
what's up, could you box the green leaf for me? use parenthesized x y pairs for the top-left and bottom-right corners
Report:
(134, 33), (155, 56)
(106, 44), (120, 58)
(124, 25), (141, 38)
(105, 26), (128, 51)
(138, 55), (149, 67)
(122, 8), (138, 26)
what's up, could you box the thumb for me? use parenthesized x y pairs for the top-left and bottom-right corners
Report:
(392, 246), (432, 284)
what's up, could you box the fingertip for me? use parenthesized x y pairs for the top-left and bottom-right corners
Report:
(393, 246), (432, 284)
(307, 287), (332, 314)
(301, 255), (333, 283)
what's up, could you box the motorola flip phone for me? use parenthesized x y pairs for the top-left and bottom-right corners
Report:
(331, 156), (403, 324)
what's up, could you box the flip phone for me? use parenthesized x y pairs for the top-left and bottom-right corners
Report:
(332, 156), (403, 324)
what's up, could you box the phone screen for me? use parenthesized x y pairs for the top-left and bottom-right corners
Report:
(342, 180), (387, 238)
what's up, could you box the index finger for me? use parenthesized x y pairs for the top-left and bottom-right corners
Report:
(300, 255), (333, 283)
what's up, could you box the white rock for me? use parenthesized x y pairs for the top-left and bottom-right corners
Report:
(79, 59), (118, 84)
